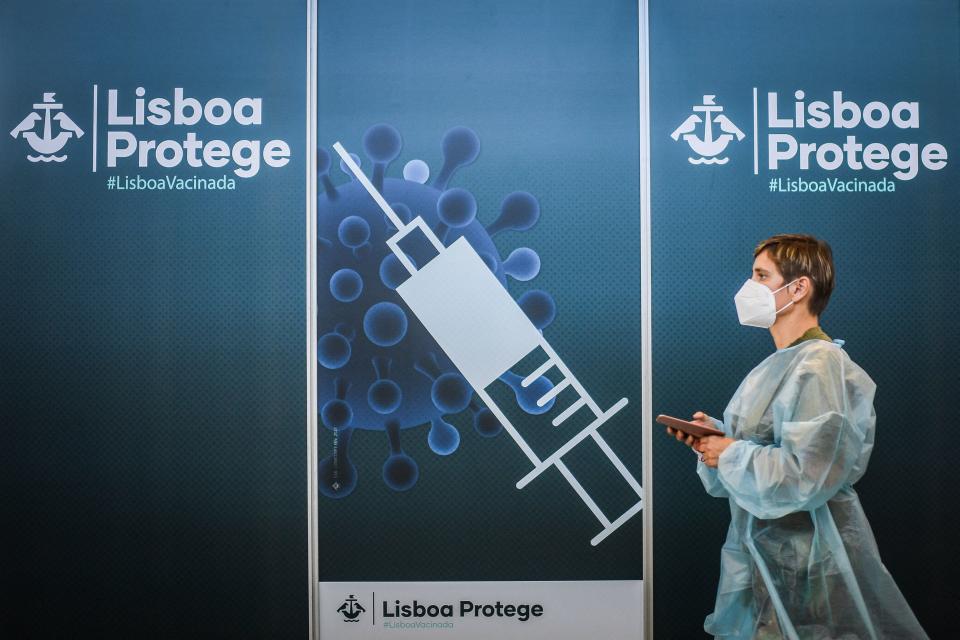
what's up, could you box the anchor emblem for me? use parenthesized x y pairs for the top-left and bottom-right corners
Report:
(670, 95), (744, 165)
(9, 92), (84, 163)
(337, 594), (366, 622)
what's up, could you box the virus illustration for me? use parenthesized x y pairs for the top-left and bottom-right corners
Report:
(317, 123), (558, 498)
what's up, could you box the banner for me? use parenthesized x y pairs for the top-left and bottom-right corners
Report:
(649, 1), (957, 637)
(8, 2), (957, 638)
(1, 2), (309, 636)
(313, 1), (644, 638)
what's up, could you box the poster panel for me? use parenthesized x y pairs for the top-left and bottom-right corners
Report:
(314, 1), (644, 637)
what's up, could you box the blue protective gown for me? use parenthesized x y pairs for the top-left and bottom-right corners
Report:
(697, 338), (928, 639)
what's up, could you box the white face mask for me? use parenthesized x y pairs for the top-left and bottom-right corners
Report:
(734, 278), (799, 328)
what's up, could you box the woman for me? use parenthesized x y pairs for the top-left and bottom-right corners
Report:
(668, 234), (928, 639)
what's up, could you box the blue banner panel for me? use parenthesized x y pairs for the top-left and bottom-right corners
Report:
(1, 2), (308, 637)
(315, 1), (643, 637)
(650, 1), (957, 637)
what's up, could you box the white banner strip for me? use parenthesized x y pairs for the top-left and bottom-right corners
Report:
(319, 580), (643, 640)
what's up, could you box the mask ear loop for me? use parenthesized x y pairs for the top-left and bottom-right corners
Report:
(773, 278), (801, 314)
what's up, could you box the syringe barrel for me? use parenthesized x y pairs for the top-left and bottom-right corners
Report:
(396, 235), (541, 390)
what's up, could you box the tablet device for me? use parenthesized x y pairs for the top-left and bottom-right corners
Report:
(656, 414), (724, 438)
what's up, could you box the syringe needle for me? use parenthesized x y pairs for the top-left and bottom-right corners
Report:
(333, 141), (406, 231)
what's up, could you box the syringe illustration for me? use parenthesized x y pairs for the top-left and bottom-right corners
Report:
(332, 142), (642, 546)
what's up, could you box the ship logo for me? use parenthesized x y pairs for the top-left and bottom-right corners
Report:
(10, 92), (84, 163)
(337, 594), (366, 622)
(670, 95), (744, 165)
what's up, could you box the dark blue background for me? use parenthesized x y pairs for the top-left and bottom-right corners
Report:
(0, 1), (308, 637)
(651, 1), (958, 637)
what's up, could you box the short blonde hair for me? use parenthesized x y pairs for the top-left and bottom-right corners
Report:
(754, 234), (835, 316)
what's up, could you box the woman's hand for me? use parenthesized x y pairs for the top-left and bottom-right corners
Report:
(691, 411), (716, 429)
(666, 411), (720, 448)
(696, 436), (736, 468)
(666, 425), (697, 447)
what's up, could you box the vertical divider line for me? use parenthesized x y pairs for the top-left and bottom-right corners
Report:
(307, 1), (319, 638)
(753, 87), (759, 175)
(92, 84), (98, 172)
(639, 1), (654, 638)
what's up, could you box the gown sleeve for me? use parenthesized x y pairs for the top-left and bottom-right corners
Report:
(715, 348), (868, 519)
(697, 416), (730, 498)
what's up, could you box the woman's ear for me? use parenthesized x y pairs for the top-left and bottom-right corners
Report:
(792, 276), (812, 302)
